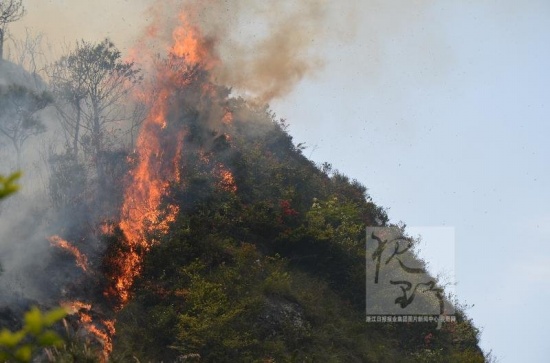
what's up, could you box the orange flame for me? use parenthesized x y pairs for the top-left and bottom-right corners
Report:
(61, 301), (92, 313)
(216, 163), (237, 193)
(222, 110), (233, 125)
(49, 236), (89, 272)
(104, 11), (216, 309)
(99, 222), (115, 236)
(105, 97), (183, 307)
(87, 321), (115, 360)
(43, 7), (236, 362)
(171, 13), (218, 70)
(61, 301), (115, 360)
(92, 8), (236, 359)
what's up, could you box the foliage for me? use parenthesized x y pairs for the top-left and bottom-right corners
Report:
(0, 172), (20, 199)
(0, 55), (484, 361)
(110, 103), (485, 362)
(0, 1), (25, 28)
(0, 307), (66, 363)
(47, 153), (88, 208)
(49, 38), (142, 160)
(0, 84), (52, 164)
(305, 196), (365, 251)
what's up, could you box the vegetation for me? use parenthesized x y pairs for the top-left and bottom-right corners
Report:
(105, 100), (485, 362)
(0, 6), (487, 363)
(0, 0), (25, 60)
(49, 39), (142, 160)
(0, 172), (20, 199)
(0, 85), (52, 165)
(0, 307), (66, 363)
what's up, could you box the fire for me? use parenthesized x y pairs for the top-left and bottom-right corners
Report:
(62, 301), (115, 360)
(62, 301), (92, 313)
(55, 7), (240, 359)
(171, 13), (218, 70)
(215, 163), (237, 193)
(222, 110), (233, 125)
(105, 93), (182, 307)
(104, 10), (217, 309)
(49, 235), (89, 272)
(87, 321), (115, 360)
(99, 221), (115, 235)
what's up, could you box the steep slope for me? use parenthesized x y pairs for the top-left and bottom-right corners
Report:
(103, 86), (485, 362)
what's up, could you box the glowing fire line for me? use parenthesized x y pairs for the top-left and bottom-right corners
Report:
(105, 12), (212, 309)
(48, 235), (89, 272)
(61, 301), (115, 359)
(53, 10), (237, 360)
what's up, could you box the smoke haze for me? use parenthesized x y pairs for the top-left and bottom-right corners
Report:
(10, 0), (358, 102)
(0, 0), (441, 305)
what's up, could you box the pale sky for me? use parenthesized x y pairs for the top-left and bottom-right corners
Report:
(274, 2), (550, 362)
(9, 1), (550, 362)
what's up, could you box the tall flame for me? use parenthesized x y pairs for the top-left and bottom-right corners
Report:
(104, 12), (213, 309)
(53, 10), (239, 359)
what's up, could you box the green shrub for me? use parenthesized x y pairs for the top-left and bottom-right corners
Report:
(0, 307), (66, 363)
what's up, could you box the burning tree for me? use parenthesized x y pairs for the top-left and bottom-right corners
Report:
(0, 0), (25, 60)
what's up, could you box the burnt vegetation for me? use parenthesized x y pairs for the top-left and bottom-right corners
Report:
(0, 6), (487, 363)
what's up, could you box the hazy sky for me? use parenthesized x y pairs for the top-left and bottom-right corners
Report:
(8, 1), (550, 362)
(274, 2), (550, 362)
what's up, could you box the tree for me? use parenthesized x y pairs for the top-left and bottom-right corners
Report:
(0, 0), (25, 61)
(0, 84), (52, 166)
(49, 39), (141, 177)
(0, 171), (19, 276)
(6, 29), (50, 89)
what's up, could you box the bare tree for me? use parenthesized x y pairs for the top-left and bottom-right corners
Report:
(0, 0), (25, 60)
(49, 47), (89, 158)
(6, 29), (51, 88)
(125, 98), (148, 150)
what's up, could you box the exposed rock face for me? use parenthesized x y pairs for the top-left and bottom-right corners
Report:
(259, 296), (309, 338)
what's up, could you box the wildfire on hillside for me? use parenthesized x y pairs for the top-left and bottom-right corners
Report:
(46, 8), (240, 359)
(104, 13), (209, 310)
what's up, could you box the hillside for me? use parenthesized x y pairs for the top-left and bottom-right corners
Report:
(0, 61), (487, 363)
(93, 68), (484, 361)
(0, 28), (486, 363)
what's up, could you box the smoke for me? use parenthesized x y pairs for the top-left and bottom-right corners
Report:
(189, 0), (337, 102)
(133, 0), (355, 103)
(9, 0), (449, 106)
(0, 0), (444, 309)
(10, 0), (356, 104)
(0, 61), (71, 305)
(0, 194), (52, 304)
